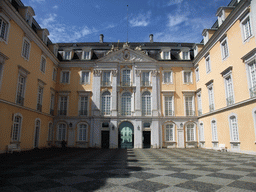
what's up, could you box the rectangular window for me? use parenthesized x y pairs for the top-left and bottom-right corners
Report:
(163, 71), (172, 83)
(50, 93), (55, 115)
(61, 71), (70, 83)
(185, 96), (194, 116)
(205, 55), (211, 73)
(165, 96), (174, 116)
(102, 71), (111, 86)
(197, 93), (202, 115)
(221, 38), (229, 60)
(225, 75), (234, 106)
(12, 115), (22, 141)
(22, 39), (30, 60)
(142, 72), (150, 86)
(16, 74), (26, 105)
(0, 63), (3, 90)
(122, 70), (131, 86)
(241, 15), (252, 41)
(0, 16), (9, 41)
(184, 71), (192, 84)
(52, 68), (57, 81)
(81, 71), (90, 84)
(40, 56), (46, 73)
(37, 86), (43, 112)
(195, 67), (199, 82)
(83, 51), (90, 60)
(79, 96), (88, 116)
(211, 120), (218, 141)
(58, 96), (68, 116)
(183, 52), (189, 60)
(163, 51), (170, 60)
(64, 51), (71, 60)
(208, 86), (215, 112)
(248, 60), (256, 97)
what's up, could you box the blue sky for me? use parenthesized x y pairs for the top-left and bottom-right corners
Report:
(22, 0), (229, 43)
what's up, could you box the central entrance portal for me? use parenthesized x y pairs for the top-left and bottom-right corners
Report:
(118, 121), (134, 149)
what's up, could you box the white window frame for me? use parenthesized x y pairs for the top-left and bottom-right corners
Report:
(58, 95), (68, 116)
(50, 92), (55, 115)
(82, 51), (91, 60)
(101, 91), (111, 116)
(205, 55), (211, 73)
(253, 107), (256, 142)
(121, 68), (131, 87)
(40, 55), (46, 73)
(142, 91), (151, 116)
(0, 53), (8, 92)
(12, 113), (23, 142)
(60, 70), (70, 84)
(183, 93), (195, 116)
(207, 83), (215, 112)
(186, 123), (196, 142)
(229, 114), (239, 142)
(16, 67), (29, 106)
(195, 67), (200, 82)
(141, 71), (151, 86)
(197, 91), (202, 116)
(37, 85), (44, 112)
(199, 122), (205, 142)
(34, 118), (41, 148)
(163, 51), (170, 60)
(246, 59), (256, 98)
(80, 70), (90, 85)
(77, 122), (88, 142)
(164, 94), (174, 116)
(21, 37), (31, 61)
(220, 37), (229, 60)
(223, 71), (235, 106)
(57, 123), (67, 141)
(182, 51), (190, 60)
(0, 13), (10, 43)
(183, 70), (193, 84)
(240, 13), (253, 43)
(48, 122), (53, 141)
(165, 123), (175, 142)
(163, 71), (173, 84)
(102, 71), (111, 86)
(52, 67), (57, 81)
(64, 51), (71, 60)
(211, 119), (218, 142)
(121, 92), (132, 116)
(79, 95), (89, 116)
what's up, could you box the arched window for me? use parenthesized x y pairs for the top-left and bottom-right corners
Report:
(199, 122), (204, 141)
(165, 123), (174, 141)
(229, 115), (239, 141)
(57, 123), (66, 141)
(211, 120), (218, 141)
(101, 91), (111, 115)
(34, 119), (40, 148)
(12, 114), (22, 141)
(48, 122), (53, 141)
(121, 92), (131, 115)
(142, 91), (151, 115)
(186, 123), (195, 141)
(78, 123), (87, 141)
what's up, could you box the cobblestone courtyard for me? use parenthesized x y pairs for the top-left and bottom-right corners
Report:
(1, 148), (256, 192)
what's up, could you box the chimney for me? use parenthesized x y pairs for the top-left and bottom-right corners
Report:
(99, 34), (104, 43)
(149, 34), (153, 43)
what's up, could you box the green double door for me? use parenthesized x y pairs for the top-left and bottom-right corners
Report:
(119, 122), (134, 149)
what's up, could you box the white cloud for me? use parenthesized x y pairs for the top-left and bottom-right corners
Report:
(31, 0), (45, 3)
(53, 5), (58, 9)
(129, 11), (151, 27)
(39, 14), (97, 42)
(167, 14), (187, 27)
(167, 0), (183, 6)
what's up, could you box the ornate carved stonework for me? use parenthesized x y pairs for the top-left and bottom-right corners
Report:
(135, 70), (141, 77)
(152, 70), (159, 77)
(93, 69), (102, 77)
(112, 70), (117, 77)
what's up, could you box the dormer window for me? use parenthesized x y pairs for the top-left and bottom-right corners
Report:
(82, 51), (91, 60)
(162, 50), (170, 60)
(64, 51), (71, 60)
(26, 12), (31, 23)
(202, 29), (209, 45)
(183, 51), (190, 60)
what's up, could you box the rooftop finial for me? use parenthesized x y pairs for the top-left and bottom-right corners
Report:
(127, 5), (129, 43)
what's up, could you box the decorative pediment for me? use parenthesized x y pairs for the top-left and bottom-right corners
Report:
(98, 48), (156, 63)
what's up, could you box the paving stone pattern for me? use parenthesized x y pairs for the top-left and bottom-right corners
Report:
(1, 148), (256, 192)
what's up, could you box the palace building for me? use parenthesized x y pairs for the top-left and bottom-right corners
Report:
(0, 0), (256, 153)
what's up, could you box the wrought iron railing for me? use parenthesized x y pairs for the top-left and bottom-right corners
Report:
(101, 81), (111, 86)
(37, 103), (42, 112)
(121, 81), (132, 87)
(250, 86), (256, 98)
(16, 95), (24, 106)
(165, 110), (174, 116)
(226, 96), (234, 106)
(186, 110), (195, 116)
(58, 110), (67, 116)
(141, 81), (151, 86)
(198, 109), (202, 116)
(209, 104), (214, 112)
(79, 110), (88, 116)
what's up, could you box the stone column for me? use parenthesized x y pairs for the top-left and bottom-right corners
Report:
(152, 70), (159, 117)
(135, 70), (141, 116)
(111, 70), (118, 116)
(92, 70), (101, 116)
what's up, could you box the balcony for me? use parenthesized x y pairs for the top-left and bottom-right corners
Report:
(121, 81), (132, 87)
(141, 81), (151, 87)
(79, 110), (88, 116)
(226, 96), (234, 106)
(121, 112), (131, 116)
(101, 111), (110, 116)
(101, 81), (111, 87)
(198, 109), (202, 116)
(250, 86), (256, 98)
(186, 109), (195, 116)
(37, 103), (42, 112)
(50, 109), (54, 116)
(165, 110), (174, 116)
(209, 104), (214, 112)
(16, 95), (24, 106)
(58, 110), (67, 116)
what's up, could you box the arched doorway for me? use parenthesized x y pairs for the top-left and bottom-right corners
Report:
(118, 121), (134, 148)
